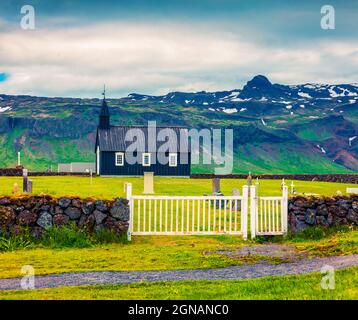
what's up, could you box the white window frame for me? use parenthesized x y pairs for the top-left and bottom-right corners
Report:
(169, 153), (178, 167)
(115, 152), (124, 166)
(142, 153), (151, 167)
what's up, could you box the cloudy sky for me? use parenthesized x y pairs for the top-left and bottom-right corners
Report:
(0, 0), (357, 98)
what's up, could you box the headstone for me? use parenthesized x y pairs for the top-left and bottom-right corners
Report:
(290, 181), (295, 194)
(12, 183), (18, 195)
(143, 172), (154, 194)
(231, 188), (241, 211)
(347, 188), (358, 194)
(255, 177), (260, 195)
(231, 188), (240, 196)
(23, 169), (28, 193)
(212, 177), (221, 193)
(28, 180), (33, 193)
(247, 172), (252, 186)
(212, 192), (225, 209)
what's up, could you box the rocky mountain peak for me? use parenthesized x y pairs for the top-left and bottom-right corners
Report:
(245, 75), (272, 89)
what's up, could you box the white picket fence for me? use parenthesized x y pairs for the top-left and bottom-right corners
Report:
(126, 184), (288, 240)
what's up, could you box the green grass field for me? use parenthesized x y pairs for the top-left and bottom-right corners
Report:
(0, 228), (356, 279)
(0, 176), (357, 300)
(0, 176), (355, 199)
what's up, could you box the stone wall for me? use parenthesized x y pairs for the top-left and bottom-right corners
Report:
(1, 169), (357, 183)
(0, 195), (129, 238)
(0, 168), (23, 176)
(191, 174), (358, 184)
(0, 168), (91, 176)
(288, 195), (358, 232)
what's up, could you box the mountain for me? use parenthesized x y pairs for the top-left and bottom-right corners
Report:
(0, 75), (358, 173)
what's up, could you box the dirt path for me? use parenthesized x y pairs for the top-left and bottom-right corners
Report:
(0, 254), (357, 290)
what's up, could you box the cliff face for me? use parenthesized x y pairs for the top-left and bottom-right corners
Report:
(0, 111), (99, 169)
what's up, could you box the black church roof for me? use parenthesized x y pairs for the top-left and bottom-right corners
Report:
(96, 125), (190, 152)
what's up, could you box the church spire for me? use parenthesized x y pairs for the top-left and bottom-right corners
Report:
(99, 86), (110, 130)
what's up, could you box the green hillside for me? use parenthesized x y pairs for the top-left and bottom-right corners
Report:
(0, 91), (357, 173)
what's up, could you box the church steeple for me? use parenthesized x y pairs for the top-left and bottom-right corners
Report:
(99, 85), (110, 129)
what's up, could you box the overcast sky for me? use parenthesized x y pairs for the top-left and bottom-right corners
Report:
(0, 0), (357, 98)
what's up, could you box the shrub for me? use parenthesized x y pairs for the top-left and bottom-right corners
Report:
(40, 223), (93, 249)
(0, 235), (32, 252)
(0, 223), (129, 251)
(287, 225), (354, 241)
(92, 229), (128, 244)
(253, 225), (355, 243)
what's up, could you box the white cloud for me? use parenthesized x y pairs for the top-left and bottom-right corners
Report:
(0, 22), (357, 97)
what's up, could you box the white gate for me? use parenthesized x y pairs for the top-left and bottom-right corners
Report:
(126, 184), (249, 240)
(125, 184), (288, 240)
(249, 185), (288, 239)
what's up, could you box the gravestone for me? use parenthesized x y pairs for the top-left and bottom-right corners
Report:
(143, 172), (154, 194)
(212, 177), (221, 193)
(347, 188), (358, 194)
(28, 180), (33, 193)
(212, 192), (225, 209)
(231, 188), (241, 211)
(22, 169), (33, 193)
(12, 183), (18, 195)
(247, 172), (253, 196)
(247, 172), (252, 187)
(22, 169), (28, 193)
(231, 188), (240, 196)
(290, 181), (296, 194)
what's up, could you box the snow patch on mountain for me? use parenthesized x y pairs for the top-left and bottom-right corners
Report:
(0, 106), (11, 113)
(223, 108), (238, 114)
(349, 136), (357, 146)
(317, 145), (326, 154)
(298, 92), (311, 98)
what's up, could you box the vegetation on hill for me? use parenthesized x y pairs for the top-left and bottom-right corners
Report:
(1, 76), (357, 173)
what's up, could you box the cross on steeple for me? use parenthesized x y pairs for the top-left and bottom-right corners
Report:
(99, 86), (110, 130)
(102, 84), (106, 99)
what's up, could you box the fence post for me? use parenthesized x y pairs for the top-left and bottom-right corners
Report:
(241, 185), (249, 240)
(282, 185), (288, 235)
(250, 185), (257, 239)
(125, 183), (133, 241)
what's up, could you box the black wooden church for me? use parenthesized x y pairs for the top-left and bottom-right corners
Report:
(95, 94), (191, 176)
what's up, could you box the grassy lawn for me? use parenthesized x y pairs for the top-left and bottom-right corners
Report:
(0, 236), (248, 279)
(0, 176), (357, 300)
(1, 266), (357, 300)
(0, 176), (355, 199)
(0, 229), (356, 280)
